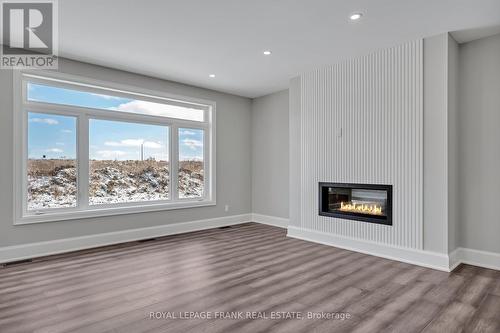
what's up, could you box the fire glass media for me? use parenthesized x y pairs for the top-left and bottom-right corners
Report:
(319, 183), (393, 226)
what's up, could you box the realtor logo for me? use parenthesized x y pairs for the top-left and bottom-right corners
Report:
(1, 0), (58, 68)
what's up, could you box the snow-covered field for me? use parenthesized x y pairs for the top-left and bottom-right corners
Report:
(27, 159), (203, 210)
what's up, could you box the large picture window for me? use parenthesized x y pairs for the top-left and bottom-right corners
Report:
(15, 71), (215, 224)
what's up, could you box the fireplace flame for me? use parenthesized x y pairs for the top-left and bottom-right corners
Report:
(340, 202), (383, 215)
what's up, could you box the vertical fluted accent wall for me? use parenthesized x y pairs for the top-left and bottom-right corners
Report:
(289, 77), (302, 228)
(296, 39), (423, 249)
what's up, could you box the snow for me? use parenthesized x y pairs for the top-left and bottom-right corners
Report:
(28, 163), (204, 210)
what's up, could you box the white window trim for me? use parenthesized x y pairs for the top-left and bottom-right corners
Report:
(13, 69), (216, 225)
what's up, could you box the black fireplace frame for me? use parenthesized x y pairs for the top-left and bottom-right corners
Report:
(319, 182), (393, 226)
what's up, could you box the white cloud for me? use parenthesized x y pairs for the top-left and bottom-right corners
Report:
(55, 142), (65, 146)
(144, 141), (162, 149)
(61, 129), (73, 133)
(90, 93), (123, 100)
(180, 130), (196, 136)
(29, 117), (59, 125)
(46, 148), (63, 153)
(182, 138), (203, 150)
(104, 139), (162, 149)
(110, 100), (204, 122)
(96, 150), (127, 159)
(105, 139), (142, 147)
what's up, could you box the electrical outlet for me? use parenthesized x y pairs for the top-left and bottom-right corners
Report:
(224, 204), (229, 212)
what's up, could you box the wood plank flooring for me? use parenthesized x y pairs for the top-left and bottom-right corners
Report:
(0, 223), (499, 333)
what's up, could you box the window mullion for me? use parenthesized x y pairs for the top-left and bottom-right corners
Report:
(21, 109), (28, 215)
(203, 127), (210, 201)
(171, 124), (179, 201)
(78, 114), (90, 209)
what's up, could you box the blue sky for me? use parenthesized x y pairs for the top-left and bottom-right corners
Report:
(28, 84), (204, 161)
(28, 113), (77, 159)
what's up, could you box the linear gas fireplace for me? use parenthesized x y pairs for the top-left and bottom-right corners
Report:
(319, 182), (392, 226)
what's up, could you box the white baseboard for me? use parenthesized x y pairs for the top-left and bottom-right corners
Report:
(450, 247), (500, 271)
(252, 213), (288, 228)
(0, 214), (252, 264)
(287, 226), (451, 272)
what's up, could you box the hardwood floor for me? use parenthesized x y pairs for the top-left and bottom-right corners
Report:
(0, 223), (499, 333)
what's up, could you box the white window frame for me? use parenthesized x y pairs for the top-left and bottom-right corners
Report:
(13, 69), (216, 225)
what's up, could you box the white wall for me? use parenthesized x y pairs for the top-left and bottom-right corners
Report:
(448, 35), (460, 253)
(422, 33), (449, 254)
(289, 40), (424, 249)
(251, 90), (289, 219)
(0, 58), (252, 247)
(458, 33), (500, 254)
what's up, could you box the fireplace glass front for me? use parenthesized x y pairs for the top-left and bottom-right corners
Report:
(319, 183), (392, 225)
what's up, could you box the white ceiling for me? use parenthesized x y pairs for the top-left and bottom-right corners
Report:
(59, 0), (500, 98)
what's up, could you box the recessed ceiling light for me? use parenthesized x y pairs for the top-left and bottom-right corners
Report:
(349, 12), (363, 21)
(209, 74), (216, 78)
(263, 50), (272, 55)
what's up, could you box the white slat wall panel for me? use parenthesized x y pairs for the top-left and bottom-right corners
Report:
(298, 39), (423, 249)
(289, 77), (302, 227)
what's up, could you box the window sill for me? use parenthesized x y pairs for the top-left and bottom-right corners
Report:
(14, 200), (216, 225)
